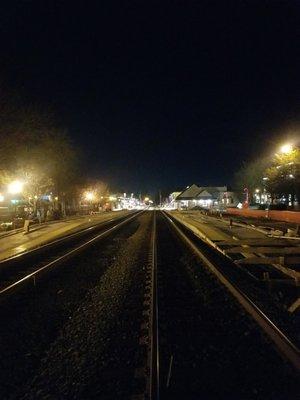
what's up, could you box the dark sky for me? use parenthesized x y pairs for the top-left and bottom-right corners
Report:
(1, 1), (299, 195)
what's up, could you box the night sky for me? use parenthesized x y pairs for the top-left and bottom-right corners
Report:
(1, 1), (299, 195)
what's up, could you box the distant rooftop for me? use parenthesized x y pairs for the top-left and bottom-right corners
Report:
(176, 184), (228, 200)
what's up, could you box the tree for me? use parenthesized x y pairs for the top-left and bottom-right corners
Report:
(264, 147), (300, 207)
(0, 102), (79, 215)
(233, 157), (270, 202)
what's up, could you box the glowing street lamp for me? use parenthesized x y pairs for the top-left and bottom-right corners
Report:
(8, 180), (24, 195)
(85, 192), (94, 201)
(280, 143), (293, 154)
(0, 194), (4, 202)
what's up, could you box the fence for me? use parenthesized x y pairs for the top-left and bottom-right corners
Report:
(226, 208), (300, 224)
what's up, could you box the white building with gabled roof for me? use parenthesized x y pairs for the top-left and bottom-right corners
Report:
(172, 184), (238, 210)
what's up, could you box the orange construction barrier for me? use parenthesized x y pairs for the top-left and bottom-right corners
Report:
(226, 208), (300, 224)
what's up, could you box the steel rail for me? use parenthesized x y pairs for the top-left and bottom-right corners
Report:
(163, 211), (300, 372)
(149, 210), (160, 400)
(0, 211), (143, 296)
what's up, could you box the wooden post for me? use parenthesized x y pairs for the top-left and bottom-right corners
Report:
(24, 220), (30, 234)
(279, 256), (285, 266)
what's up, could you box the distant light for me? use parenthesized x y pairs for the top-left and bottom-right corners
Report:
(85, 192), (94, 201)
(109, 196), (116, 201)
(144, 197), (149, 202)
(262, 177), (269, 181)
(280, 143), (293, 154)
(289, 174), (295, 179)
(8, 180), (24, 194)
(255, 188), (260, 193)
(0, 194), (4, 202)
(55, 196), (58, 201)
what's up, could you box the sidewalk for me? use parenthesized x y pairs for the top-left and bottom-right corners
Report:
(0, 214), (92, 239)
(0, 211), (130, 262)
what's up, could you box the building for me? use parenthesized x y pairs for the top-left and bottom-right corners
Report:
(170, 184), (238, 210)
(168, 192), (182, 209)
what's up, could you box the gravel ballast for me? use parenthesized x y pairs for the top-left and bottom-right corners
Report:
(157, 213), (299, 400)
(0, 213), (152, 399)
(1, 211), (298, 400)
(22, 212), (152, 399)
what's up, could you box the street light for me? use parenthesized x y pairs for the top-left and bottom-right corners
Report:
(8, 180), (24, 194)
(85, 192), (95, 214)
(0, 194), (4, 202)
(85, 192), (94, 201)
(7, 181), (24, 226)
(280, 143), (293, 154)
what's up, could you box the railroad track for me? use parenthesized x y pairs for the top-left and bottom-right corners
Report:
(162, 211), (300, 373)
(138, 211), (299, 399)
(0, 210), (298, 399)
(0, 210), (149, 399)
(169, 211), (300, 312)
(142, 210), (159, 400)
(0, 211), (142, 298)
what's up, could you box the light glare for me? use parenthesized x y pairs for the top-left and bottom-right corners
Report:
(8, 180), (24, 195)
(85, 192), (94, 201)
(280, 143), (293, 154)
